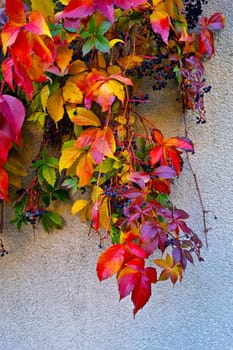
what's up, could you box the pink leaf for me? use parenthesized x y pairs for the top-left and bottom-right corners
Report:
(0, 94), (25, 144)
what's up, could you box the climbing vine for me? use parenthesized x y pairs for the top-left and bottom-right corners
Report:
(0, 0), (225, 315)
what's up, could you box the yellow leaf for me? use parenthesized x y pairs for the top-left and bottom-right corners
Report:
(166, 253), (173, 266)
(31, 0), (55, 21)
(100, 197), (110, 229)
(91, 186), (103, 202)
(107, 79), (125, 103)
(55, 46), (73, 74)
(27, 111), (47, 128)
(107, 65), (122, 75)
(59, 0), (69, 4)
(47, 88), (64, 123)
(59, 145), (82, 171)
(109, 38), (124, 49)
(40, 85), (50, 112)
(66, 106), (101, 126)
(71, 199), (89, 215)
(62, 81), (83, 104)
(76, 152), (94, 187)
(118, 55), (143, 69)
(165, 0), (183, 19)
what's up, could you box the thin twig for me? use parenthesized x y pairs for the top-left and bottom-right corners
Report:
(183, 109), (209, 247)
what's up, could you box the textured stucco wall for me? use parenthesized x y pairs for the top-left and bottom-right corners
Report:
(1, 1), (233, 349)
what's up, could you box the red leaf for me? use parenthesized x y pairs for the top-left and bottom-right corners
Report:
(198, 29), (214, 57)
(145, 267), (157, 284)
(2, 58), (14, 91)
(0, 167), (10, 201)
(127, 242), (147, 259)
(151, 128), (164, 144)
(149, 129), (194, 174)
(92, 201), (100, 231)
(131, 273), (152, 316)
(165, 137), (194, 152)
(117, 266), (140, 299)
(115, 0), (146, 9)
(5, 0), (25, 23)
(96, 244), (125, 280)
(11, 31), (32, 68)
(57, 0), (94, 20)
(0, 132), (12, 167)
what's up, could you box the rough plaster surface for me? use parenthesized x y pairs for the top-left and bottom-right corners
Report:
(0, 1), (233, 349)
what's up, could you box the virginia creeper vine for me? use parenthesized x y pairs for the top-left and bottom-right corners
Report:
(0, 0), (225, 315)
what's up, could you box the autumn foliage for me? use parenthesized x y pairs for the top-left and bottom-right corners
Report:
(0, 0), (224, 314)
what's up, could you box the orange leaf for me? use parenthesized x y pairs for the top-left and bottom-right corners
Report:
(76, 152), (94, 187)
(30, 35), (54, 63)
(26, 10), (51, 37)
(55, 46), (73, 74)
(96, 244), (125, 280)
(68, 60), (88, 75)
(47, 88), (64, 123)
(90, 127), (116, 163)
(118, 55), (143, 69)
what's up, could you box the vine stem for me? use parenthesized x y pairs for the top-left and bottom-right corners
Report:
(183, 109), (209, 248)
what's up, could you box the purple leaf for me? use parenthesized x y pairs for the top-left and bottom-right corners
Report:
(152, 166), (177, 179)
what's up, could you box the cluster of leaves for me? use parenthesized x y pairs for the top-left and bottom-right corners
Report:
(0, 0), (224, 314)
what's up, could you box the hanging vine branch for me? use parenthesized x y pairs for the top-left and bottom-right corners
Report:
(0, 0), (225, 314)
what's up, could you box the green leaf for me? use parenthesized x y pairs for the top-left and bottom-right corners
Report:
(41, 165), (56, 187)
(41, 210), (63, 232)
(82, 38), (95, 56)
(47, 157), (59, 168)
(87, 16), (96, 33)
(65, 27), (77, 33)
(32, 159), (44, 169)
(97, 21), (111, 35)
(80, 30), (91, 39)
(41, 147), (47, 162)
(95, 35), (110, 53)
(38, 167), (44, 186)
(52, 189), (69, 201)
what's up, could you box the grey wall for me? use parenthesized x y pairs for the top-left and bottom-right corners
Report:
(0, 1), (232, 349)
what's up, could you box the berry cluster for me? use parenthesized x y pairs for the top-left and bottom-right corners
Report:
(0, 239), (8, 257)
(182, 0), (208, 30)
(24, 207), (46, 226)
